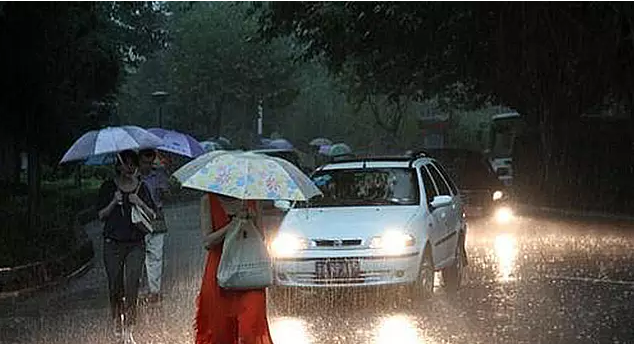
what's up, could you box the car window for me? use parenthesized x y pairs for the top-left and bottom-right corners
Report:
(427, 164), (452, 196)
(431, 161), (458, 195)
(419, 165), (438, 204)
(304, 168), (420, 207)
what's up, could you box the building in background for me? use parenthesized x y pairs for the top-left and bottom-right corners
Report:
(417, 104), (450, 149)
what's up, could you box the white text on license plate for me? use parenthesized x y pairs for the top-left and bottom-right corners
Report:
(315, 259), (361, 279)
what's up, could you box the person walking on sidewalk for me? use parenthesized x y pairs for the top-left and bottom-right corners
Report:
(139, 149), (170, 303)
(97, 150), (157, 343)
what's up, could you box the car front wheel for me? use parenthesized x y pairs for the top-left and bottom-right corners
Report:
(408, 246), (434, 302)
(442, 234), (466, 293)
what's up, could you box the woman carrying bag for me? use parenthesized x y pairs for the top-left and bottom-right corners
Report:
(195, 193), (274, 344)
(97, 150), (157, 343)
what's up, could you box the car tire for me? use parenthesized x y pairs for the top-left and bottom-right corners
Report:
(442, 233), (466, 293)
(408, 245), (434, 302)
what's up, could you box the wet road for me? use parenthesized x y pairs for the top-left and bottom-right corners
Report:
(1, 202), (633, 344)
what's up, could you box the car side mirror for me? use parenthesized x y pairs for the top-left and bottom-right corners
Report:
(274, 200), (291, 212)
(430, 195), (452, 209)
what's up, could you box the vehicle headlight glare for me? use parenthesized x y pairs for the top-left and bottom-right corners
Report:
(370, 231), (415, 254)
(495, 206), (514, 224)
(270, 233), (308, 257)
(493, 190), (504, 201)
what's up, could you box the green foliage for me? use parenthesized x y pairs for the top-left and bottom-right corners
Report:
(0, 182), (98, 267)
(118, 2), (299, 144)
(260, 2), (634, 123)
(0, 2), (168, 154)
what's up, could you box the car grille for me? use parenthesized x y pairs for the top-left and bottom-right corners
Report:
(287, 270), (391, 284)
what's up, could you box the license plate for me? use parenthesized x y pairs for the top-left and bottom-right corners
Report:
(315, 259), (361, 279)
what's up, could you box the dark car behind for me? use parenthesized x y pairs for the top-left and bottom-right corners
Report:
(425, 148), (510, 218)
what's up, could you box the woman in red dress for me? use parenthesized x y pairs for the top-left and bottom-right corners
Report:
(195, 193), (274, 344)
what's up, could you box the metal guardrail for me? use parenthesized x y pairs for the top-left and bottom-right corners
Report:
(0, 209), (96, 298)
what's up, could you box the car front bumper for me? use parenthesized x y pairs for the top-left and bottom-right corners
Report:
(273, 250), (421, 288)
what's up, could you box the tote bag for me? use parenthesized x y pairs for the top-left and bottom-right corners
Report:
(216, 218), (273, 290)
(130, 183), (154, 234)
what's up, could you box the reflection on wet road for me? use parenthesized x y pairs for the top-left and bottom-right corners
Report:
(1, 203), (634, 344)
(493, 233), (517, 283)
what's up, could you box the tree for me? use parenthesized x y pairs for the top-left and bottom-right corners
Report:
(118, 2), (298, 145)
(260, 2), (634, 209)
(0, 2), (167, 229)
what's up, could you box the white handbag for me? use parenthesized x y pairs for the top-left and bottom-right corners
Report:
(216, 218), (273, 290)
(130, 184), (154, 234)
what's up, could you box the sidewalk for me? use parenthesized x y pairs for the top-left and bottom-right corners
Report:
(0, 200), (205, 344)
(518, 203), (634, 222)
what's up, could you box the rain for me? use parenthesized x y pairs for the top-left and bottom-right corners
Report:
(1, 2), (634, 344)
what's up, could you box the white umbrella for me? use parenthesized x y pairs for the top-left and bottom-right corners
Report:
(60, 126), (164, 163)
(310, 137), (332, 146)
(172, 150), (322, 201)
(200, 141), (223, 152)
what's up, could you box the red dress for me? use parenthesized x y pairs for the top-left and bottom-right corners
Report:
(195, 194), (274, 344)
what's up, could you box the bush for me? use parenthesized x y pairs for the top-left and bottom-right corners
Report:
(0, 183), (98, 268)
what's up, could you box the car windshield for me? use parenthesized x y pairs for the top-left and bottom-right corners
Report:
(299, 168), (420, 207)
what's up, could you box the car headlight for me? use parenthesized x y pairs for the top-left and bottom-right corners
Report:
(369, 230), (415, 255)
(493, 190), (504, 201)
(494, 206), (514, 224)
(270, 233), (309, 257)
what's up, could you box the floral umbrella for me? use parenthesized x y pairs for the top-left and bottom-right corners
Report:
(172, 150), (322, 201)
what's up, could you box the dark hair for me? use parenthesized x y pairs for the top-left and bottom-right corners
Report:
(139, 149), (157, 160)
(116, 150), (139, 168)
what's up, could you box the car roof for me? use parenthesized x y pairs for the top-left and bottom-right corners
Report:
(318, 154), (435, 170)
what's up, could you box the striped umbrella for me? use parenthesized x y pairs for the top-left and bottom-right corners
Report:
(60, 126), (164, 164)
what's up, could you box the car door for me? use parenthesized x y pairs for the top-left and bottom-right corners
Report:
(425, 163), (457, 265)
(431, 160), (461, 224)
(419, 164), (447, 265)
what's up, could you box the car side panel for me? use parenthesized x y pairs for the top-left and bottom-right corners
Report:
(414, 162), (447, 266)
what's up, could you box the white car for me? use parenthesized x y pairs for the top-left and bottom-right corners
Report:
(270, 152), (467, 299)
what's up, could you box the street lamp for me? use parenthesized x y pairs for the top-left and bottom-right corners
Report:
(257, 99), (263, 137)
(151, 91), (169, 127)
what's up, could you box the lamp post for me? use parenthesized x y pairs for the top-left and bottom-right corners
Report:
(151, 91), (169, 127)
(257, 99), (263, 137)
